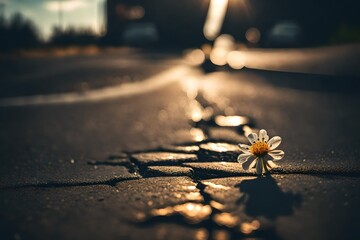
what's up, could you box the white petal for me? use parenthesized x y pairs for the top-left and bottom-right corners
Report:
(242, 156), (256, 170)
(238, 144), (251, 153)
(249, 158), (257, 169)
(268, 150), (285, 161)
(247, 133), (258, 144)
(259, 129), (269, 142)
(256, 158), (263, 175)
(266, 160), (278, 168)
(237, 153), (251, 163)
(268, 136), (281, 150)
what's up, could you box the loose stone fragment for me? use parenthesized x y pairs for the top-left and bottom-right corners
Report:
(183, 162), (251, 179)
(131, 152), (198, 166)
(199, 143), (241, 162)
(160, 145), (200, 154)
(143, 166), (194, 177)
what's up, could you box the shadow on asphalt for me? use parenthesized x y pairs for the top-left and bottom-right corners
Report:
(224, 68), (360, 94)
(236, 175), (302, 220)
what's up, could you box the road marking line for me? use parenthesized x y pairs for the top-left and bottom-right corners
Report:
(0, 65), (196, 107)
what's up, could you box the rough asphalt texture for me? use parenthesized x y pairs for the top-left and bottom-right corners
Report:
(0, 48), (360, 240)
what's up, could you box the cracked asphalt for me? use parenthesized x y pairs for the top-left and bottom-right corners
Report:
(1, 47), (360, 240)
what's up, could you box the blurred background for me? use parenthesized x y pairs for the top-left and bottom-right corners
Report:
(0, 0), (359, 52)
(1, 2), (360, 239)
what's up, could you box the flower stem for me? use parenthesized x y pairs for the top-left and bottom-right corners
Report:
(262, 157), (269, 174)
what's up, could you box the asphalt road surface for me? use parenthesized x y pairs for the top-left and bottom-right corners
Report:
(0, 45), (360, 240)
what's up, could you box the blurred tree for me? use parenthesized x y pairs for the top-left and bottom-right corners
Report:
(49, 26), (98, 46)
(0, 12), (40, 52)
(330, 24), (360, 44)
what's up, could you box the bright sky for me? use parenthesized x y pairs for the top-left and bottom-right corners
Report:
(0, 0), (105, 40)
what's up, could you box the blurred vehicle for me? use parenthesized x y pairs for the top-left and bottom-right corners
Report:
(265, 21), (302, 48)
(122, 22), (158, 46)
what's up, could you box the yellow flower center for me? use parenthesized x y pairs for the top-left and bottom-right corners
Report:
(250, 142), (269, 156)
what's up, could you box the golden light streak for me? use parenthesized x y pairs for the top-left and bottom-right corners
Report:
(245, 27), (261, 44)
(203, 0), (228, 40)
(214, 115), (249, 127)
(151, 203), (212, 224)
(184, 49), (206, 66)
(240, 220), (261, 234)
(227, 51), (246, 69)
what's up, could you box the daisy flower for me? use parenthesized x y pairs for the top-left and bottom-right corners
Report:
(237, 129), (284, 175)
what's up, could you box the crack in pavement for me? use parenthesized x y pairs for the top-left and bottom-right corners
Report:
(0, 177), (138, 190)
(2, 69), (359, 240)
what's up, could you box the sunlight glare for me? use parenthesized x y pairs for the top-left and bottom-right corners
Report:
(44, 0), (88, 12)
(227, 51), (246, 69)
(203, 0), (228, 40)
(245, 27), (261, 44)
